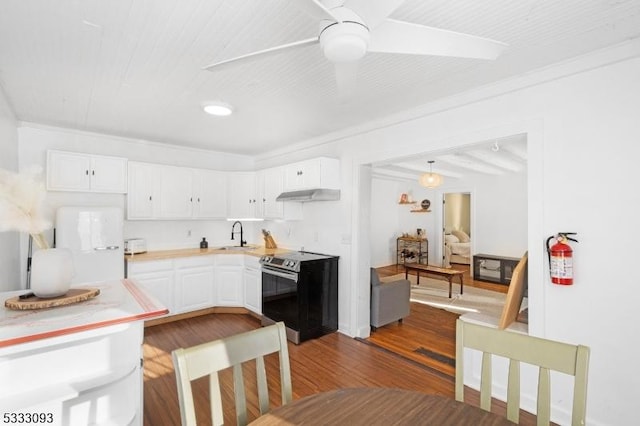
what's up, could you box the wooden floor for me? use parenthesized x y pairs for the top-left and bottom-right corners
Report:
(142, 264), (535, 425)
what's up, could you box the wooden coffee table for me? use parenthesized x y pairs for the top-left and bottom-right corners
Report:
(404, 264), (464, 298)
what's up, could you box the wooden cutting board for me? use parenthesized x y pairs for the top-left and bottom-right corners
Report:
(4, 288), (100, 310)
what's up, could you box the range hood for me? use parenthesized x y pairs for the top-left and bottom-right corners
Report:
(276, 189), (340, 202)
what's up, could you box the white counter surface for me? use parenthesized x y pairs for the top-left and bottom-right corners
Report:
(0, 279), (168, 348)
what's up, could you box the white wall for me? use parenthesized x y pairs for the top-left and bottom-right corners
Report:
(369, 177), (437, 267)
(257, 42), (640, 425)
(0, 88), (20, 291)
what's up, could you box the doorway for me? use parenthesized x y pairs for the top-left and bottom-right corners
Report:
(442, 192), (472, 269)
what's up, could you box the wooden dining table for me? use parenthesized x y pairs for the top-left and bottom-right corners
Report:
(249, 387), (515, 425)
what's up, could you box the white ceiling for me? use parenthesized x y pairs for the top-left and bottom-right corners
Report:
(1, 0), (639, 161)
(373, 133), (528, 183)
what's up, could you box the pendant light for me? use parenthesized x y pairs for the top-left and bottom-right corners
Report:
(419, 160), (443, 188)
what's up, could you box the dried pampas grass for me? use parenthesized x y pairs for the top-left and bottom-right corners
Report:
(0, 166), (51, 249)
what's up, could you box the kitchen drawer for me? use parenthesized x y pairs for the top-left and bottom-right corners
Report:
(174, 255), (215, 269)
(127, 259), (173, 275)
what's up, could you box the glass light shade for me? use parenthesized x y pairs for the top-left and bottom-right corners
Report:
(419, 172), (443, 188)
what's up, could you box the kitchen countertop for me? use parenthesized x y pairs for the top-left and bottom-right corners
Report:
(125, 245), (293, 262)
(0, 279), (168, 348)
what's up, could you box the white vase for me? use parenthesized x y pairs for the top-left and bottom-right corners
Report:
(31, 248), (75, 298)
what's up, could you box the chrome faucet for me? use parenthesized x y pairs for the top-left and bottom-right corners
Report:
(231, 221), (246, 247)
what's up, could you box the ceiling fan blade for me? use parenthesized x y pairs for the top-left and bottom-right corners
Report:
(334, 62), (358, 100)
(295, 0), (342, 22)
(368, 19), (508, 60)
(344, 0), (406, 29)
(203, 37), (318, 71)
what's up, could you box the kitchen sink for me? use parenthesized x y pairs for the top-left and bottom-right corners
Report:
(215, 246), (257, 251)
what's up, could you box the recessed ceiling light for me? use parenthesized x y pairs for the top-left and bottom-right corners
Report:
(203, 101), (233, 117)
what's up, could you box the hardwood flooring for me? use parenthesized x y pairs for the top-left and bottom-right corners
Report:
(143, 313), (454, 425)
(142, 265), (535, 425)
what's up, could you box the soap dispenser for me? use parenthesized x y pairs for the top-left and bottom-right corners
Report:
(200, 237), (208, 249)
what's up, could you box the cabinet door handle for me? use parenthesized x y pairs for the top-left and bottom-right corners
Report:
(149, 196), (152, 201)
(85, 170), (89, 175)
(197, 198), (200, 202)
(92, 170), (95, 176)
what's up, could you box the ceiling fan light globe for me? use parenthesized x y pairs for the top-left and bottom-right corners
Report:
(320, 22), (369, 63)
(203, 101), (233, 116)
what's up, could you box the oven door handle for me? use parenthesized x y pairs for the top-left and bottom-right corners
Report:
(262, 266), (298, 282)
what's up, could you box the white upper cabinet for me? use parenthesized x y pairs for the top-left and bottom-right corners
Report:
(192, 169), (227, 219)
(128, 162), (228, 220)
(258, 167), (302, 220)
(127, 162), (160, 219)
(47, 150), (127, 193)
(283, 157), (340, 191)
(227, 171), (257, 219)
(158, 165), (194, 219)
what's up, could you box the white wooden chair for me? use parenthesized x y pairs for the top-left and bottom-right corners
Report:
(455, 319), (590, 425)
(172, 321), (292, 426)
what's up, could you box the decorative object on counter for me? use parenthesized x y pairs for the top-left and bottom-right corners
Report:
(30, 248), (75, 298)
(421, 199), (431, 210)
(262, 229), (277, 249)
(0, 166), (51, 249)
(200, 237), (208, 249)
(5, 287), (100, 310)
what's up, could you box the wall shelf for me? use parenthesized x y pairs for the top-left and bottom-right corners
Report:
(398, 201), (416, 205)
(410, 209), (431, 213)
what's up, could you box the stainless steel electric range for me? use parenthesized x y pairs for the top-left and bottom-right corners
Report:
(259, 251), (338, 344)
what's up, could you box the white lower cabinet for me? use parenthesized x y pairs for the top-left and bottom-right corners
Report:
(214, 255), (244, 306)
(174, 256), (215, 314)
(126, 260), (174, 314)
(243, 257), (262, 314)
(127, 254), (258, 317)
(175, 265), (214, 313)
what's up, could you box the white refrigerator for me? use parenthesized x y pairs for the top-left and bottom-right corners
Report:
(55, 206), (125, 284)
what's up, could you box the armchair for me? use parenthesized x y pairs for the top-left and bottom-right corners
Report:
(370, 268), (411, 331)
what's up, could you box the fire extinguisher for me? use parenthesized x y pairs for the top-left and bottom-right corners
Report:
(546, 232), (578, 285)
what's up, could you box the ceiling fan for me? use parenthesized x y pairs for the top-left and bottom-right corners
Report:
(203, 0), (508, 97)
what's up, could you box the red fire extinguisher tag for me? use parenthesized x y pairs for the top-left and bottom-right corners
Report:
(550, 254), (573, 285)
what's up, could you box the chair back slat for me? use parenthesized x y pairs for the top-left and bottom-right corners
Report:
(172, 322), (292, 426)
(480, 352), (493, 410)
(506, 359), (521, 423)
(537, 367), (551, 426)
(456, 319), (590, 425)
(233, 363), (248, 425)
(256, 355), (270, 414)
(209, 372), (223, 426)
